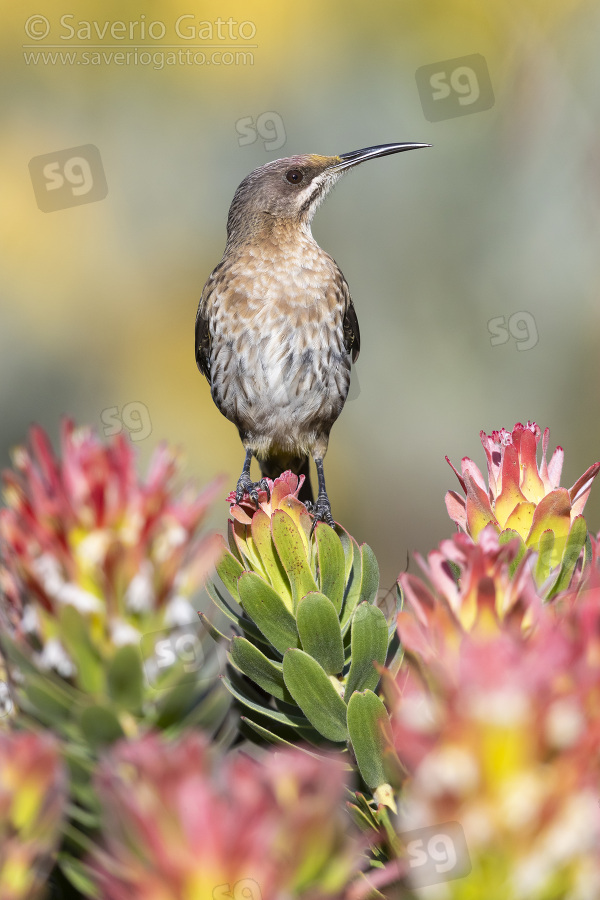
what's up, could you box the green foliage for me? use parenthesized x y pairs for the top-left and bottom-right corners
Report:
(208, 505), (403, 804)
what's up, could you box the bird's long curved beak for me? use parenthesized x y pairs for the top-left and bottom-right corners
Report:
(331, 142), (431, 171)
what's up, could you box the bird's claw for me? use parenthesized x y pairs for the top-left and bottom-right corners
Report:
(235, 474), (270, 508)
(306, 494), (336, 533)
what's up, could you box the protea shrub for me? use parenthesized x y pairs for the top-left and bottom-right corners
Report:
(202, 471), (405, 810)
(0, 422), (230, 893)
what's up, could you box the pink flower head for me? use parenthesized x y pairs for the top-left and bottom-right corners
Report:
(385, 568), (600, 897)
(0, 421), (222, 661)
(445, 422), (600, 558)
(227, 470), (307, 526)
(89, 732), (358, 899)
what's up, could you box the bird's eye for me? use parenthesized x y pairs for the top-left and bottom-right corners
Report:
(286, 169), (303, 184)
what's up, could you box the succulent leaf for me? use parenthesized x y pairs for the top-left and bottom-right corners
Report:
(215, 547), (246, 598)
(340, 537), (364, 634)
(250, 509), (292, 604)
(237, 571), (299, 654)
(314, 522), (346, 613)
(296, 591), (345, 675)
(346, 689), (394, 792)
(106, 645), (144, 713)
(79, 705), (125, 749)
(271, 510), (319, 609)
(345, 603), (388, 699)
(360, 544), (380, 605)
(282, 649), (348, 742)
(229, 637), (292, 702)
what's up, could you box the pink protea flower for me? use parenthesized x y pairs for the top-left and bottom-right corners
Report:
(445, 422), (600, 589)
(378, 578), (600, 898)
(0, 730), (67, 899)
(397, 526), (543, 682)
(0, 420), (223, 677)
(226, 470), (316, 558)
(227, 470), (308, 526)
(89, 732), (359, 900)
(446, 422), (599, 540)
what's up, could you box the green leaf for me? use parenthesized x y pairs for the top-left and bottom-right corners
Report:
(58, 604), (104, 695)
(107, 645), (144, 712)
(183, 682), (231, 733)
(79, 704), (124, 749)
(227, 519), (244, 563)
(221, 674), (313, 731)
(197, 611), (230, 643)
(347, 801), (377, 832)
(534, 529), (555, 584)
(271, 510), (318, 610)
(340, 537), (363, 634)
(206, 579), (242, 622)
(360, 544), (380, 604)
(336, 525), (355, 583)
(347, 690), (392, 790)
(22, 673), (76, 725)
(282, 649), (348, 742)
(499, 528), (527, 576)
(240, 717), (323, 755)
(58, 854), (101, 898)
(216, 548), (246, 599)
(315, 523), (346, 613)
(276, 495), (313, 554)
(549, 515), (588, 598)
(206, 580), (268, 646)
(582, 532), (594, 575)
(296, 592), (344, 674)
(148, 682), (194, 731)
(240, 716), (298, 748)
(345, 603), (389, 699)
(230, 637), (292, 701)
(237, 571), (299, 654)
(65, 802), (100, 829)
(251, 509), (293, 607)
(231, 521), (269, 580)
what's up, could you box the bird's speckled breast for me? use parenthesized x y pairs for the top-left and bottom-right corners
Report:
(205, 234), (352, 456)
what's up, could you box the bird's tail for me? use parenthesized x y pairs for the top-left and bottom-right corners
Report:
(258, 454), (314, 505)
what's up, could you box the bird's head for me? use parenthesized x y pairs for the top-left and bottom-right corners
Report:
(225, 142), (430, 245)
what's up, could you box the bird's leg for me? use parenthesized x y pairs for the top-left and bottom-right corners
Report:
(306, 458), (335, 530)
(235, 449), (270, 508)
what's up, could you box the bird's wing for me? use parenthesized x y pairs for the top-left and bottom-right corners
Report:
(341, 276), (360, 363)
(195, 285), (212, 382)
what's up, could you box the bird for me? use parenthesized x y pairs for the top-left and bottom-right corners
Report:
(195, 142), (430, 527)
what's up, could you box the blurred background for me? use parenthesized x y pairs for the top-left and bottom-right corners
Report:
(2, 0), (600, 590)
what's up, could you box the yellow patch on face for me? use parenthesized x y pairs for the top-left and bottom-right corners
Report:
(308, 153), (340, 169)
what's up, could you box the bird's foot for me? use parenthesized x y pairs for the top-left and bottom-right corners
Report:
(305, 494), (336, 531)
(235, 471), (270, 508)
